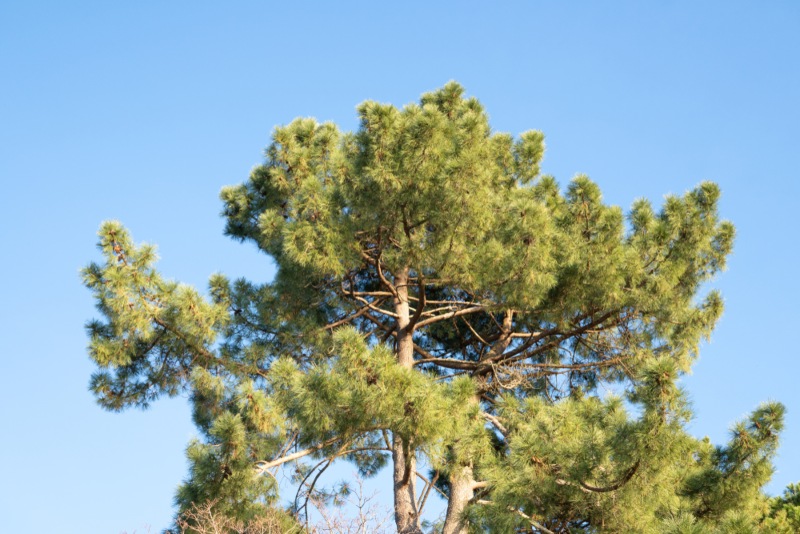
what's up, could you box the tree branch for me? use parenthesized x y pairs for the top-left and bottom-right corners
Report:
(474, 500), (555, 534)
(481, 412), (509, 437)
(416, 470), (448, 503)
(414, 305), (486, 329)
(578, 459), (640, 493)
(256, 435), (342, 472)
(324, 300), (385, 331)
(413, 357), (478, 370)
(408, 275), (427, 329)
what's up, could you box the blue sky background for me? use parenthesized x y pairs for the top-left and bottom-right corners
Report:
(1, 2), (798, 532)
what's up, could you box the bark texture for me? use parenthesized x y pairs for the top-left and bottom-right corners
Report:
(392, 268), (423, 533)
(442, 465), (475, 534)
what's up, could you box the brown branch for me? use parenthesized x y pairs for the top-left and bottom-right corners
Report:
(353, 295), (400, 319)
(324, 301), (384, 331)
(348, 290), (396, 297)
(420, 304), (461, 316)
(481, 310), (514, 361)
(481, 412), (509, 437)
(420, 299), (479, 306)
(460, 315), (490, 345)
(416, 471), (448, 503)
(408, 275), (427, 329)
(515, 358), (626, 372)
(296, 453), (339, 527)
(579, 459), (640, 493)
(510, 331), (545, 338)
(481, 311), (618, 370)
(414, 305), (486, 329)
(255, 435), (342, 472)
(413, 357), (478, 370)
(360, 248), (398, 299)
(275, 430), (300, 462)
(152, 316), (217, 364)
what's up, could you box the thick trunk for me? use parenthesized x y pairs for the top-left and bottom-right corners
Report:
(392, 267), (423, 533)
(394, 267), (414, 368)
(442, 465), (475, 534)
(393, 434), (422, 534)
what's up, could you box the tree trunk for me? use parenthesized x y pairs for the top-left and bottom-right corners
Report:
(393, 267), (415, 369)
(442, 390), (487, 534)
(393, 434), (422, 534)
(392, 267), (423, 534)
(442, 464), (475, 534)
(441, 312), (513, 532)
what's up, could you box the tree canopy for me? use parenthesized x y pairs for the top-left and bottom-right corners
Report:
(83, 83), (789, 533)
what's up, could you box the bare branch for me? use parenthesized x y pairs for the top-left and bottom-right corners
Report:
(415, 470), (448, 502)
(414, 305), (486, 329)
(412, 357), (478, 370)
(481, 412), (509, 437)
(256, 436), (341, 472)
(460, 315), (490, 346)
(324, 301), (384, 331)
(352, 295), (400, 319)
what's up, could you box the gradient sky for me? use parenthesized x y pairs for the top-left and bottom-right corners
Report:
(1, 2), (798, 532)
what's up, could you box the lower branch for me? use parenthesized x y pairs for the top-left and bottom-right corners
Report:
(475, 500), (555, 534)
(255, 435), (342, 473)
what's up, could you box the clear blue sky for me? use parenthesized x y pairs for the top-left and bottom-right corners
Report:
(1, 2), (798, 532)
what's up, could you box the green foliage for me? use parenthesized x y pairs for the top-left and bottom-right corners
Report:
(83, 83), (786, 533)
(269, 328), (482, 470)
(681, 403), (785, 522)
(176, 412), (275, 520)
(82, 221), (228, 410)
(761, 483), (800, 532)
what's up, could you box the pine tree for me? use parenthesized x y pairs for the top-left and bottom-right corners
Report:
(83, 83), (786, 533)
